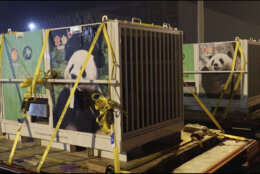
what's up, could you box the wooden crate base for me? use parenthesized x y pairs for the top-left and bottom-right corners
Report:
(184, 96), (249, 114)
(5, 133), (129, 161)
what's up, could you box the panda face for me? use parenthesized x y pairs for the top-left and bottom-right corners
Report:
(68, 64), (87, 79)
(206, 53), (233, 71)
(64, 49), (99, 92)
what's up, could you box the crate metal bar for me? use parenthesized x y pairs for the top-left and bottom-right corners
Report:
(150, 31), (154, 125)
(145, 30), (150, 127)
(159, 32), (163, 123)
(0, 79), (118, 84)
(154, 32), (159, 124)
(163, 33), (167, 121)
(123, 27), (129, 133)
(140, 30), (145, 128)
(177, 35), (182, 118)
(179, 34), (184, 119)
(170, 34), (175, 119)
(167, 34), (171, 121)
(130, 29), (135, 131)
(49, 22), (101, 31)
(183, 70), (248, 74)
(135, 29), (140, 129)
(174, 35), (178, 118)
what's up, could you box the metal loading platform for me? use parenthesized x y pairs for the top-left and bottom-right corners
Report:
(0, 123), (258, 173)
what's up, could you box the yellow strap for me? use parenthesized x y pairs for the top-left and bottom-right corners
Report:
(31, 29), (50, 102)
(0, 34), (5, 75)
(8, 29), (50, 165)
(20, 75), (45, 89)
(94, 22), (123, 173)
(212, 39), (240, 116)
(111, 124), (120, 173)
(102, 25), (117, 74)
(102, 25), (117, 99)
(92, 93), (114, 134)
(20, 69), (57, 103)
(183, 81), (224, 133)
(22, 70), (44, 102)
(191, 136), (203, 148)
(91, 92), (130, 173)
(222, 42), (246, 119)
(221, 133), (247, 141)
(223, 40), (240, 90)
(36, 23), (105, 173)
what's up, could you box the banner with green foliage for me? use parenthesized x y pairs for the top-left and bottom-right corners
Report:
(2, 30), (45, 121)
(183, 44), (194, 80)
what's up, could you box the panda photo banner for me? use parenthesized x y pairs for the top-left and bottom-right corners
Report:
(199, 41), (241, 99)
(37, 22), (106, 173)
(38, 21), (123, 173)
(49, 23), (109, 134)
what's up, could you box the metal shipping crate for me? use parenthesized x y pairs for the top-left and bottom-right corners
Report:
(183, 39), (260, 115)
(0, 19), (184, 161)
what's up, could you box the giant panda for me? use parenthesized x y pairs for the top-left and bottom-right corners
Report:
(53, 25), (108, 133)
(201, 51), (240, 98)
(53, 49), (101, 133)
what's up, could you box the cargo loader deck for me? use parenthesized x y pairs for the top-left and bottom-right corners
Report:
(0, 124), (258, 173)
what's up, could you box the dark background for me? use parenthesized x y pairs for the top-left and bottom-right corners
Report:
(0, 1), (260, 43)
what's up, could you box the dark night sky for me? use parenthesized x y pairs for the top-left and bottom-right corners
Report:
(1, 1), (260, 43)
(0, 1), (154, 32)
(0, 1), (111, 19)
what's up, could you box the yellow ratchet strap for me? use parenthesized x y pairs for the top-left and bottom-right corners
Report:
(183, 81), (224, 133)
(91, 93), (115, 134)
(91, 21), (128, 172)
(220, 133), (247, 141)
(111, 124), (120, 173)
(36, 23), (105, 173)
(20, 69), (57, 99)
(212, 39), (240, 116)
(100, 23), (129, 173)
(222, 40), (246, 119)
(184, 82), (248, 141)
(91, 92), (128, 173)
(8, 29), (50, 165)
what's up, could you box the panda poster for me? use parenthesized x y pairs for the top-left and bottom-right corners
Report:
(49, 24), (108, 134)
(199, 41), (241, 99)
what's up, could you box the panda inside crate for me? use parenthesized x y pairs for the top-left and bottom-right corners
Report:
(53, 31), (106, 134)
(200, 43), (241, 99)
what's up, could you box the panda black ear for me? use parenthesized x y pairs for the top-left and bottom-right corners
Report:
(227, 51), (233, 58)
(208, 55), (213, 60)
